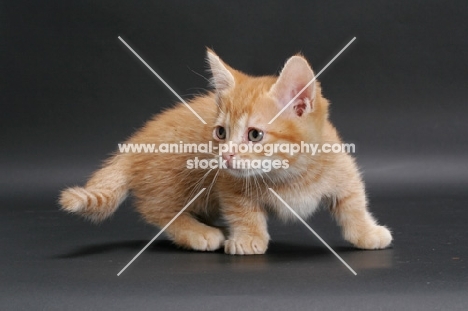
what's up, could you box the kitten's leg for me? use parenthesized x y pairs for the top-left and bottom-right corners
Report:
(332, 184), (392, 249)
(222, 202), (270, 255)
(143, 210), (225, 251)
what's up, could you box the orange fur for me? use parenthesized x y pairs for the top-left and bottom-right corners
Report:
(59, 50), (392, 254)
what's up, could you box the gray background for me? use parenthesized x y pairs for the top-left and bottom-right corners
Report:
(1, 1), (467, 310)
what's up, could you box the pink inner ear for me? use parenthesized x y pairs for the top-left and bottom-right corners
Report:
(293, 84), (312, 101)
(294, 101), (307, 117)
(287, 84), (314, 117)
(277, 83), (312, 107)
(270, 56), (316, 114)
(289, 86), (310, 117)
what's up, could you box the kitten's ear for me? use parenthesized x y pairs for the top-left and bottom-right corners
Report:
(206, 49), (235, 93)
(269, 55), (316, 117)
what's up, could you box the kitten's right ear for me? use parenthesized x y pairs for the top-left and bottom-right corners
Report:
(206, 49), (235, 93)
(269, 55), (316, 117)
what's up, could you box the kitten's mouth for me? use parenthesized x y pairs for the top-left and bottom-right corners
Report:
(220, 156), (281, 178)
(225, 167), (262, 178)
(224, 158), (249, 171)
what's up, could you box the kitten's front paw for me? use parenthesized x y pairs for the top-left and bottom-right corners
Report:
(224, 235), (268, 255)
(349, 225), (393, 250)
(176, 227), (225, 251)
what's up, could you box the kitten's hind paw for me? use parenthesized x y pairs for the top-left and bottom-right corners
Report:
(224, 235), (268, 255)
(349, 225), (393, 250)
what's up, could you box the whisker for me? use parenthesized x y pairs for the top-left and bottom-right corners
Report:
(187, 66), (212, 85)
(184, 168), (214, 207)
(204, 168), (220, 213)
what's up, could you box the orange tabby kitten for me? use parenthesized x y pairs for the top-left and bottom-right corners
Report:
(60, 50), (392, 254)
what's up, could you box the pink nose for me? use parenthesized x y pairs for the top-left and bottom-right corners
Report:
(222, 152), (235, 162)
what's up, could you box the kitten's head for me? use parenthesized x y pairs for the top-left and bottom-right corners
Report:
(207, 49), (329, 179)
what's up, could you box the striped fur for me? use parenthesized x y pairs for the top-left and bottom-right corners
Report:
(60, 155), (128, 223)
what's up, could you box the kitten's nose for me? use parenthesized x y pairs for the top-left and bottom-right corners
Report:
(222, 152), (235, 163)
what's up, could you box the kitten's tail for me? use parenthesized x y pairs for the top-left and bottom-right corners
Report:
(59, 155), (129, 223)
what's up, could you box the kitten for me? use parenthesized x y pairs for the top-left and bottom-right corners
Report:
(60, 50), (392, 255)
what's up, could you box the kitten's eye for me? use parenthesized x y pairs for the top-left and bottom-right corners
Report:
(248, 128), (264, 142)
(215, 126), (226, 140)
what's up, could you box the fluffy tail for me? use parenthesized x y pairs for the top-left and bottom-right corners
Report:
(59, 155), (129, 223)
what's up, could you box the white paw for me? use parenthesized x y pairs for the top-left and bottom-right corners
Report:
(351, 225), (393, 250)
(184, 227), (225, 251)
(224, 235), (268, 255)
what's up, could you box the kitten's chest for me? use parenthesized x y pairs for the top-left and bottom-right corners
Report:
(261, 185), (323, 221)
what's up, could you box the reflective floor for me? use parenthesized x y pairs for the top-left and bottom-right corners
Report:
(1, 185), (467, 310)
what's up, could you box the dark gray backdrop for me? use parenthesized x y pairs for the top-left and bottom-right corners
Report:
(1, 1), (467, 310)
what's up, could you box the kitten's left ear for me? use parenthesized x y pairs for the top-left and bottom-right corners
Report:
(206, 49), (235, 93)
(269, 55), (316, 117)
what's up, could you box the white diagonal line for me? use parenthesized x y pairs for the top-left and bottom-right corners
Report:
(118, 36), (207, 124)
(117, 188), (206, 276)
(268, 188), (357, 276)
(268, 37), (356, 124)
